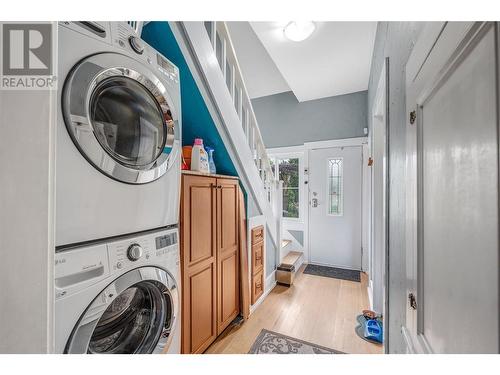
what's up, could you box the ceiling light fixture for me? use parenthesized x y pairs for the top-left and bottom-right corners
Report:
(283, 21), (316, 42)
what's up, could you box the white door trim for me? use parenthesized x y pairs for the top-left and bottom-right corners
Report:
(304, 136), (367, 150)
(370, 57), (389, 352)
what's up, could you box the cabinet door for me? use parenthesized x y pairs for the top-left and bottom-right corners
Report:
(181, 175), (217, 354)
(216, 178), (240, 334)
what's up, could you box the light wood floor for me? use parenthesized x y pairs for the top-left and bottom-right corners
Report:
(205, 265), (383, 354)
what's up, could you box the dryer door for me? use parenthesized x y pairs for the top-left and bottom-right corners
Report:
(63, 52), (180, 184)
(66, 267), (179, 354)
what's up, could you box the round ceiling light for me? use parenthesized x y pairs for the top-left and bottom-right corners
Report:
(283, 21), (316, 42)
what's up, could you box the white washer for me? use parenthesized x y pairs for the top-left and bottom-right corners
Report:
(55, 226), (181, 354)
(56, 22), (181, 247)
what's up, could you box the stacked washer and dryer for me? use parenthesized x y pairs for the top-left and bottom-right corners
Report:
(54, 22), (182, 354)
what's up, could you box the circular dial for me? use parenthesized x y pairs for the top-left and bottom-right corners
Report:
(129, 36), (145, 54)
(127, 244), (143, 261)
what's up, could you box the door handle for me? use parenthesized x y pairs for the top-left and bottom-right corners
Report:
(311, 198), (318, 208)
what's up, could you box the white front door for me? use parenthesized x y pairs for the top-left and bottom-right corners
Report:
(308, 146), (362, 270)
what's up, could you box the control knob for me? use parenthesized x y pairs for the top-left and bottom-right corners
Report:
(129, 36), (145, 54)
(127, 244), (143, 261)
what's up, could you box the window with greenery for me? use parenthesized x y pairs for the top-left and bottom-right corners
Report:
(278, 158), (300, 219)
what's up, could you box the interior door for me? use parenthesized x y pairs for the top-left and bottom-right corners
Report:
(405, 22), (499, 353)
(216, 178), (240, 334)
(309, 146), (362, 269)
(180, 175), (217, 354)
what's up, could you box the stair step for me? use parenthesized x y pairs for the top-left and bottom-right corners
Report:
(281, 239), (292, 248)
(281, 251), (303, 267)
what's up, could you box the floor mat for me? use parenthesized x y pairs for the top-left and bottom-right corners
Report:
(248, 329), (343, 354)
(354, 315), (383, 346)
(303, 264), (360, 282)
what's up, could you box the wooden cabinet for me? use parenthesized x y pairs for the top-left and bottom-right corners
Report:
(251, 225), (264, 304)
(180, 172), (240, 353)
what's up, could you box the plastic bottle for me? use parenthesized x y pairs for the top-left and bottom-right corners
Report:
(206, 146), (216, 174)
(190, 138), (209, 173)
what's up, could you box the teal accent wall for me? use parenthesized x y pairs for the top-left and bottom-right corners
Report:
(142, 22), (237, 176)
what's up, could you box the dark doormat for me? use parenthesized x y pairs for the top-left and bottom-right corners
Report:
(248, 329), (343, 354)
(303, 264), (360, 282)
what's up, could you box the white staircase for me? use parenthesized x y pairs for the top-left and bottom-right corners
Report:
(169, 21), (283, 250)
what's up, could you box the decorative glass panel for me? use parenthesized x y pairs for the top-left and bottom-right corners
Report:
(279, 158), (299, 218)
(328, 158), (343, 215)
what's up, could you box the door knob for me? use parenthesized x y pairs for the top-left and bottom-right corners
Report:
(311, 198), (318, 207)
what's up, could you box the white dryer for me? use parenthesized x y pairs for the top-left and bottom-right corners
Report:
(57, 22), (181, 247)
(55, 227), (181, 354)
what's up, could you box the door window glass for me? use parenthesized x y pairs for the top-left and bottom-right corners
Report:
(328, 158), (343, 215)
(90, 76), (166, 167)
(87, 281), (172, 354)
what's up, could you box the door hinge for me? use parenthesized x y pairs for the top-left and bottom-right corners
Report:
(409, 110), (417, 125)
(408, 293), (417, 310)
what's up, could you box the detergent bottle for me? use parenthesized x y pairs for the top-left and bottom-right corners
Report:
(190, 138), (209, 173)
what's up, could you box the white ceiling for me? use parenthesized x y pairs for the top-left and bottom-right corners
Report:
(230, 22), (377, 102)
(226, 22), (290, 99)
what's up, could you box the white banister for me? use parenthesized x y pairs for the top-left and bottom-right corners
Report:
(172, 21), (281, 248)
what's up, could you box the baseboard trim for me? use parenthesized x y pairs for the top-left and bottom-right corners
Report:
(367, 280), (374, 311)
(250, 271), (277, 315)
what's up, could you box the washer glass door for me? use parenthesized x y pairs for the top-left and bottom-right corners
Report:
(63, 52), (180, 184)
(66, 267), (179, 354)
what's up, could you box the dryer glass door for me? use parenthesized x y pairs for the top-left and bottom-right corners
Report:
(89, 76), (166, 168)
(66, 267), (179, 354)
(63, 52), (180, 184)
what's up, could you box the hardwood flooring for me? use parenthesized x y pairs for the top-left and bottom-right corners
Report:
(205, 264), (383, 354)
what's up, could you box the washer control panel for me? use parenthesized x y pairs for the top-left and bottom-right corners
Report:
(107, 228), (178, 272)
(55, 228), (179, 300)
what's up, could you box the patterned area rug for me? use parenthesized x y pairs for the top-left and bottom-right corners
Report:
(303, 264), (361, 282)
(248, 329), (343, 354)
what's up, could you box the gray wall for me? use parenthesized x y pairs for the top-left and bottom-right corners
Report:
(367, 22), (425, 353)
(252, 90), (367, 148)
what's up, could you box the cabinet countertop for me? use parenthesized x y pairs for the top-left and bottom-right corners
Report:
(181, 170), (239, 180)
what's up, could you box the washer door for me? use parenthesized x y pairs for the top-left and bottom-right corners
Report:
(66, 267), (179, 354)
(63, 53), (180, 184)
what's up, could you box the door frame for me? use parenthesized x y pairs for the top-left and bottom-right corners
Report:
(304, 137), (368, 268)
(370, 57), (389, 352)
(266, 146), (308, 264)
